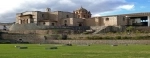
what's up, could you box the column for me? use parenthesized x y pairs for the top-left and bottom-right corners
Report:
(28, 19), (30, 23)
(148, 16), (150, 27)
(19, 20), (21, 24)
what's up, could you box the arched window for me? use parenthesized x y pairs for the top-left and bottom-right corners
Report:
(106, 18), (109, 21)
(64, 24), (67, 26)
(66, 15), (69, 18)
(42, 14), (44, 18)
(79, 23), (82, 26)
(51, 23), (55, 26)
(78, 15), (80, 18)
(123, 17), (125, 21)
(64, 20), (67, 23)
(43, 22), (45, 25)
(84, 15), (86, 18)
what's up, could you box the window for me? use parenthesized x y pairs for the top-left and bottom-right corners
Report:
(51, 23), (55, 26)
(66, 15), (69, 18)
(78, 15), (80, 18)
(42, 14), (44, 18)
(106, 18), (109, 21)
(30, 15), (33, 18)
(43, 22), (45, 25)
(123, 17), (125, 21)
(79, 23), (82, 26)
(84, 15), (86, 18)
(64, 20), (67, 23)
(64, 24), (67, 26)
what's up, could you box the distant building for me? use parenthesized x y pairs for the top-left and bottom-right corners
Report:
(16, 7), (150, 27)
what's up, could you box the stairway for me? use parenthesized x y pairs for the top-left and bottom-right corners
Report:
(92, 26), (107, 34)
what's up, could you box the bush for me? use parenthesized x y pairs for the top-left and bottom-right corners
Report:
(144, 35), (150, 39)
(135, 36), (143, 40)
(19, 47), (28, 49)
(115, 36), (121, 40)
(65, 44), (72, 46)
(82, 32), (90, 34)
(103, 36), (112, 40)
(86, 36), (103, 40)
(50, 47), (58, 49)
(61, 35), (68, 40)
(92, 36), (100, 40)
(50, 34), (60, 40)
(45, 47), (58, 49)
(121, 36), (131, 40)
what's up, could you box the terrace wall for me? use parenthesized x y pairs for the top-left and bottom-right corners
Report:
(1, 33), (150, 44)
(47, 40), (150, 44)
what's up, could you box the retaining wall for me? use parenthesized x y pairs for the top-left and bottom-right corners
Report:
(1, 34), (150, 44)
(47, 40), (150, 44)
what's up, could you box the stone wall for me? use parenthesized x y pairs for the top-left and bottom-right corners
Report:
(47, 40), (150, 45)
(1, 34), (45, 43)
(1, 33), (150, 44)
(8, 30), (53, 34)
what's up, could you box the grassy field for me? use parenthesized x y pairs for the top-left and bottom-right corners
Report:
(0, 44), (150, 58)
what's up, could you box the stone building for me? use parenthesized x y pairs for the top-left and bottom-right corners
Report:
(16, 7), (92, 26)
(14, 7), (150, 33)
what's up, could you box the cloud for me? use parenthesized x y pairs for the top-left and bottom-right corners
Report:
(0, 0), (134, 23)
(117, 4), (134, 10)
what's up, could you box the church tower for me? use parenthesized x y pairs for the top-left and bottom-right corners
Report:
(73, 7), (91, 18)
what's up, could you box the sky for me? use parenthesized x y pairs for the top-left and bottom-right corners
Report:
(0, 0), (149, 23)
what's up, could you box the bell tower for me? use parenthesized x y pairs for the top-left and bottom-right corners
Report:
(46, 8), (51, 12)
(73, 7), (91, 18)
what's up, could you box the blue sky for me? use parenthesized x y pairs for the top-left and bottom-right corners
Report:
(100, 0), (150, 16)
(0, 0), (149, 22)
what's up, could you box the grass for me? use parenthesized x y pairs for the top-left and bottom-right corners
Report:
(0, 44), (150, 58)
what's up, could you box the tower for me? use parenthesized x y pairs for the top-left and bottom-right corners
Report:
(73, 7), (91, 18)
(46, 8), (51, 12)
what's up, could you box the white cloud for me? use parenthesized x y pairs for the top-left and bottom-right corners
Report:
(0, 0), (24, 14)
(117, 4), (134, 10)
(59, 0), (76, 6)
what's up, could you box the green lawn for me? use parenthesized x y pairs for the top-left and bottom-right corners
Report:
(0, 44), (150, 58)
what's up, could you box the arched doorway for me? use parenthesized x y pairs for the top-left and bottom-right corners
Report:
(51, 23), (55, 26)
(64, 24), (67, 26)
(78, 23), (82, 26)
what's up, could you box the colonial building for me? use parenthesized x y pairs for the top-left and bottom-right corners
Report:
(16, 7), (150, 27)
(16, 7), (90, 26)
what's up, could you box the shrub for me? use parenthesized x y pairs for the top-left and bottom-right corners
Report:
(45, 47), (58, 49)
(61, 35), (68, 40)
(86, 36), (103, 40)
(65, 44), (72, 46)
(135, 36), (143, 40)
(50, 34), (60, 39)
(144, 35), (150, 39)
(103, 36), (111, 40)
(121, 36), (131, 40)
(82, 32), (90, 34)
(50, 47), (58, 49)
(92, 36), (100, 40)
(115, 36), (121, 40)
(19, 47), (28, 49)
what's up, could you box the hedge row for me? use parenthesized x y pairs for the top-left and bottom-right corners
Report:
(86, 36), (150, 40)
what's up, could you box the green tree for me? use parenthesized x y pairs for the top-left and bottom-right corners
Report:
(126, 26), (134, 33)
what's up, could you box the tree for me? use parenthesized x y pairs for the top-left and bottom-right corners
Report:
(126, 26), (134, 34)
